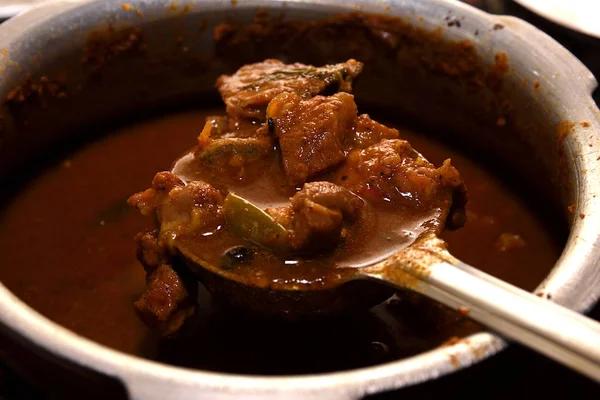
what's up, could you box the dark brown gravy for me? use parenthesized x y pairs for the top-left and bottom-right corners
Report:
(171, 138), (440, 290)
(0, 107), (562, 374)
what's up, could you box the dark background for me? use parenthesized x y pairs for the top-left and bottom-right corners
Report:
(0, 0), (599, 398)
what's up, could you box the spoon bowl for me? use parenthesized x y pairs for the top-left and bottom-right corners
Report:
(178, 226), (600, 382)
(177, 244), (395, 320)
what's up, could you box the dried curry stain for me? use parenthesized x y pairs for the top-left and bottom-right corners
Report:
(486, 52), (510, 122)
(376, 233), (452, 291)
(449, 352), (461, 368)
(440, 336), (461, 347)
(556, 120), (576, 152)
(168, 1), (179, 13)
(5, 23), (144, 114)
(81, 24), (144, 72)
(4, 11), (514, 164)
(121, 3), (143, 16)
(168, 2), (192, 15)
(5, 74), (68, 104)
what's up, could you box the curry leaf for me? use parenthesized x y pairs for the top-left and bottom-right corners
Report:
(223, 193), (287, 248)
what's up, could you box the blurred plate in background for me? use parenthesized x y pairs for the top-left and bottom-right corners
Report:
(514, 0), (600, 39)
(0, 1), (43, 19)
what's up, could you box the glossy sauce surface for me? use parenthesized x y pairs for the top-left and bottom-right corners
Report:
(0, 108), (562, 374)
(171, 133), (440, 290)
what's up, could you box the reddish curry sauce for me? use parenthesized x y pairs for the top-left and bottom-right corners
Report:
(0, 108), (561, 374)
(168, 142), (443, 290)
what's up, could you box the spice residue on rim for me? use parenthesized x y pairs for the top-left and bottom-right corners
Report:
(5, 74), (68, 104)
(81, 24), (144, 71)
(121, 3), (143, 16)
(458, 306), (470, 316)
(556, 120), (576, 144)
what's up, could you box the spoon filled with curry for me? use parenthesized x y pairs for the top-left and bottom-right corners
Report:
(128, 59), (600, 381)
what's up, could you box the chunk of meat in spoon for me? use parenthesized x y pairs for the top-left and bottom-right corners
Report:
(265, 92), (358, 186)
(131, 230), (197, 336)
(337, 139), (467, 230)
(265, 181), (365, 253)
(127, 59), (468, 333)
(128, 171), (225, 247)
(217, 59), (363, 119)
(134, 229), (171, 273)
(128, 174), (225, 336)
(134, 263), (197, 337)
(351, 113), (401, 148)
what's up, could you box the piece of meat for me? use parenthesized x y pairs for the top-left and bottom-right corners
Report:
(128, 172), (225, 248)
(265, 92), (358, 186)
(266, 181), (364, 253)
(265, 205), (295, 228)
(217, 59), (363, 119)
(290, 181), (364, 219)
(352, 114), (400, 148)
(134, 230), (171, 274)
(436, 158), (468, 230)
(128, 171), (185, 217)
(157, 180), (224, 244)
(133, 264), (197, 337)
(129, 175), (225, 335)
(337, 139), (439, 204)
(337, 139), (466, 229)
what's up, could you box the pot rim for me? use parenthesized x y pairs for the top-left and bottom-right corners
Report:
(0, 0), (599, 398)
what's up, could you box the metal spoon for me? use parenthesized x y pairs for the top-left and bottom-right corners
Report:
(169, 142), (600, 382)
(176, 204), (600, 383)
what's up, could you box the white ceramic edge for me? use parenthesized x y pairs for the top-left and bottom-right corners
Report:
(0, 0), (598, 399)
(513, 0), (600, 40)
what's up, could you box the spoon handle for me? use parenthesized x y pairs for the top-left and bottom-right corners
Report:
(366, 251), (600, 382)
